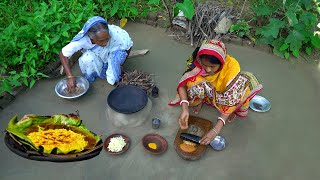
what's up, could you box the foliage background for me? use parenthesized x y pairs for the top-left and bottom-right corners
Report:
(0, 0), (319, 94)
(0, 0), (161, 94)
(228, 0), (320, 59)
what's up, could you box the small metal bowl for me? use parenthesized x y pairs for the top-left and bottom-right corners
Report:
(210, 135), (227, 151)
(55, 76), (89, 100)
(249, 95), (271, 112)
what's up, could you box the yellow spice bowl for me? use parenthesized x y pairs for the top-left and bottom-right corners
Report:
(142, 134), (168, 155)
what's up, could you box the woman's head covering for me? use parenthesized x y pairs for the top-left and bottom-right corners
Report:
(197, 39), (227, 65)
(72, 16), (107, 42)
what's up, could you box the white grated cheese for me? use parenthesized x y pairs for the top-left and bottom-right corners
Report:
(107, 136), (127, 152)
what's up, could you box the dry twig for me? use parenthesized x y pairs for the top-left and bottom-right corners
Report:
(117, 70), (156, 96)
(172, 2), (235, 47)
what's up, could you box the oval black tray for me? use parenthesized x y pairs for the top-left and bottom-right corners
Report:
(4, 133), (103, 162)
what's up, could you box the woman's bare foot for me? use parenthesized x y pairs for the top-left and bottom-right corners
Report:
(227, 113), (237, 122)
(191, 103), (203, 114)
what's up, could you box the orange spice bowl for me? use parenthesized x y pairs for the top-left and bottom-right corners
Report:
(142, 134), (168, 155)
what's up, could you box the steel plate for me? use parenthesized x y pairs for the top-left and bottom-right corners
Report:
(249, 95), (271, 112)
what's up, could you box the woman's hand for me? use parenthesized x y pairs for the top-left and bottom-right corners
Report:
(67, 77), (76, 93)
(177, 85), (190, 130)
(200, 129), (218, 145)
(59, 51), (76, 93)
(200, 118), (224, 145)
(178, 109), (189, 130)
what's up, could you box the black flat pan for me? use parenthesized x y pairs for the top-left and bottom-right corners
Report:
(107, 85), (148, 114)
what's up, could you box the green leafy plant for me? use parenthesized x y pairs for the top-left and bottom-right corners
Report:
(174, 0), (195, 20)
(141, 0), (162, 17)
(110, 0), (139, 18)
(230, 20), (252, 38)
(252, 0), (320, 59)
(0, 0), (96, 94)
(0, 0), (161, 94)
(96, 0), (161, 19)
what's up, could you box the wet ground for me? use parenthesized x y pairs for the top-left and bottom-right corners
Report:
(0, 22), (319, 180)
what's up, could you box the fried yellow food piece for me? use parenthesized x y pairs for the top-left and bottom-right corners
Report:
(179, 143), (196, 153)
(27, 128), (87, 153)
(148, 143), (157, 150)
(183, 140), (196, 146)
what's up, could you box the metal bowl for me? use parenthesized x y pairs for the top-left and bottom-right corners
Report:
(55, 76), (89, 100)
(249, 95), (271, 112)
(210, 135), (227, 151)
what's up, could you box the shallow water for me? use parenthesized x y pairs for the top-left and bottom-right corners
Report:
(0, 22), (319, 180)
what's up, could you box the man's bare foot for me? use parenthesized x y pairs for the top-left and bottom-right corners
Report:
(227, 113), (237, 122)
(191, 103), (203, 114)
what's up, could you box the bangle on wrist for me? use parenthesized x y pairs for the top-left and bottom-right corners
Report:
(217, 117), (226, 126)
(179, 100), (189, 106)
(67, 75), (74, 78)
(212, 128), (219, 135)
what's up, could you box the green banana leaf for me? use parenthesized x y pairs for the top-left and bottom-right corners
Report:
(6, 114), (101, 154)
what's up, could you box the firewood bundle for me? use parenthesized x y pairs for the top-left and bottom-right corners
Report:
(117, 70), (158, 97)
(172, 2), (235, 47)
(188, 3), (234, 46)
